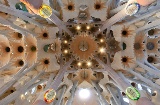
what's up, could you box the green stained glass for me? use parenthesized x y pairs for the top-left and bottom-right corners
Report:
(15, 2), (28, 12)
(126, 87), (140, 100)
(43, 44), (50, 52)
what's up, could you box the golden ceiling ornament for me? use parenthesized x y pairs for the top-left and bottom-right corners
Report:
(39, 58), (50, 70)
(134, 32), (145, 59)
(46, 39), (61, 55)
(121, 56), (136, 69)
(147, 55), (159, 64)
(64, 0), (75, 12)
(10, 41), (25, 59)
(94, 0), (106, 11)
(37, 28), (50, 39)
(0, 41), (11, 67)
(73, 69), (97, 84)
(25, 35), (37, 66)
(111, 25), (136, 42)
(11, 58), (25, 68)
(146, 37), (160, 56)
(121, 25), (135, 37)
(8, 32), (23, 41)
(111, 51), (136, 70)
(70, 33), (98, 60)
(106, 37), (121, 54)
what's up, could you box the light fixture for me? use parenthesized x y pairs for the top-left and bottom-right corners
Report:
(76, 25), (81, 30)
(100, 39), (104, 43)
(79, 88), (90, 99)
(78, 62), (82, 66)
(20, 94), (25, 100)
(86, 26), (90, 30)
(64, 40), (68, 44)
(99, 47), (105, 53)
(64, 50), (68, 54)
(87, 61), (92, 66)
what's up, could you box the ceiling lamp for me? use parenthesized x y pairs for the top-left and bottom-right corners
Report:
(87, 61), (92, 67)
(86, 26), (90, 30)
(77, 62), (82, 66)
(76, 25), (81, 30)
(99, 47), (105, 53)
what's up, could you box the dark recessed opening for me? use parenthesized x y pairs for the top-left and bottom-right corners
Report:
(43, 33), (48, 38)
(147, 57), (154, 63)
(146, 42), (154, 50)
(95, 4), (101, 9)
(5, 47), (10, 52)
(18, 33), (22, 38)
(122, 42), (127, 50)
(134, 43), (141, 50)
(152, 92), (156, 96)
(10, 90), (14, 93)
(122, 57), (127, 62)
(148, 29), (154, 36)
(68, 5), (73, 10)
(18, 46), (24, 53)
(19, 60), (24, 66)
(31, 46), (37, 52)
(44, 60), (49, 64)
(122, 92), (126, 96)
(131, 82), (136, 87)
(122, 30), (127, 36)
(37, 85), (42, 89)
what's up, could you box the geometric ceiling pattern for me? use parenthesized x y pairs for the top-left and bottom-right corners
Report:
(0, 0), (160, 105)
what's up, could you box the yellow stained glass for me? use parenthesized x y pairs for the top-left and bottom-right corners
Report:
(44, 89), (56, 103)
(39, 4), (52, 18)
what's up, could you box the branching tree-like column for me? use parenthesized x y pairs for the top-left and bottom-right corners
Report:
(95, 57), (155, 105)
(106, 84), (121, 105)
(66, 81), (78, 105)
(20, 0), (73, 36)
(0, 16), (36, 36)
(0, 63), (38, 96)
(92, 81), (109, 105)
(0, 71), (44, 105)
(0, 64), (28, 96)
(55, 85), (67, 105)
(33, 58), (73, 105)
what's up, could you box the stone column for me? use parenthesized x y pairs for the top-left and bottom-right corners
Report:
(0, 71), (44, 105)
(136, 97), (155, 105)
(95, 57), (155, 105)
(33, 58), (73, 105)
(106, 84), (121, 105)
(92, 81), (109, 105)
(66, 81), (78, 105)
(0, 64), (28, 96)
(55, 85), (67, 105)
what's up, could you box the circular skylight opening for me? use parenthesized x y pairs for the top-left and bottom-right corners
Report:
(79, 88), (90, 99)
